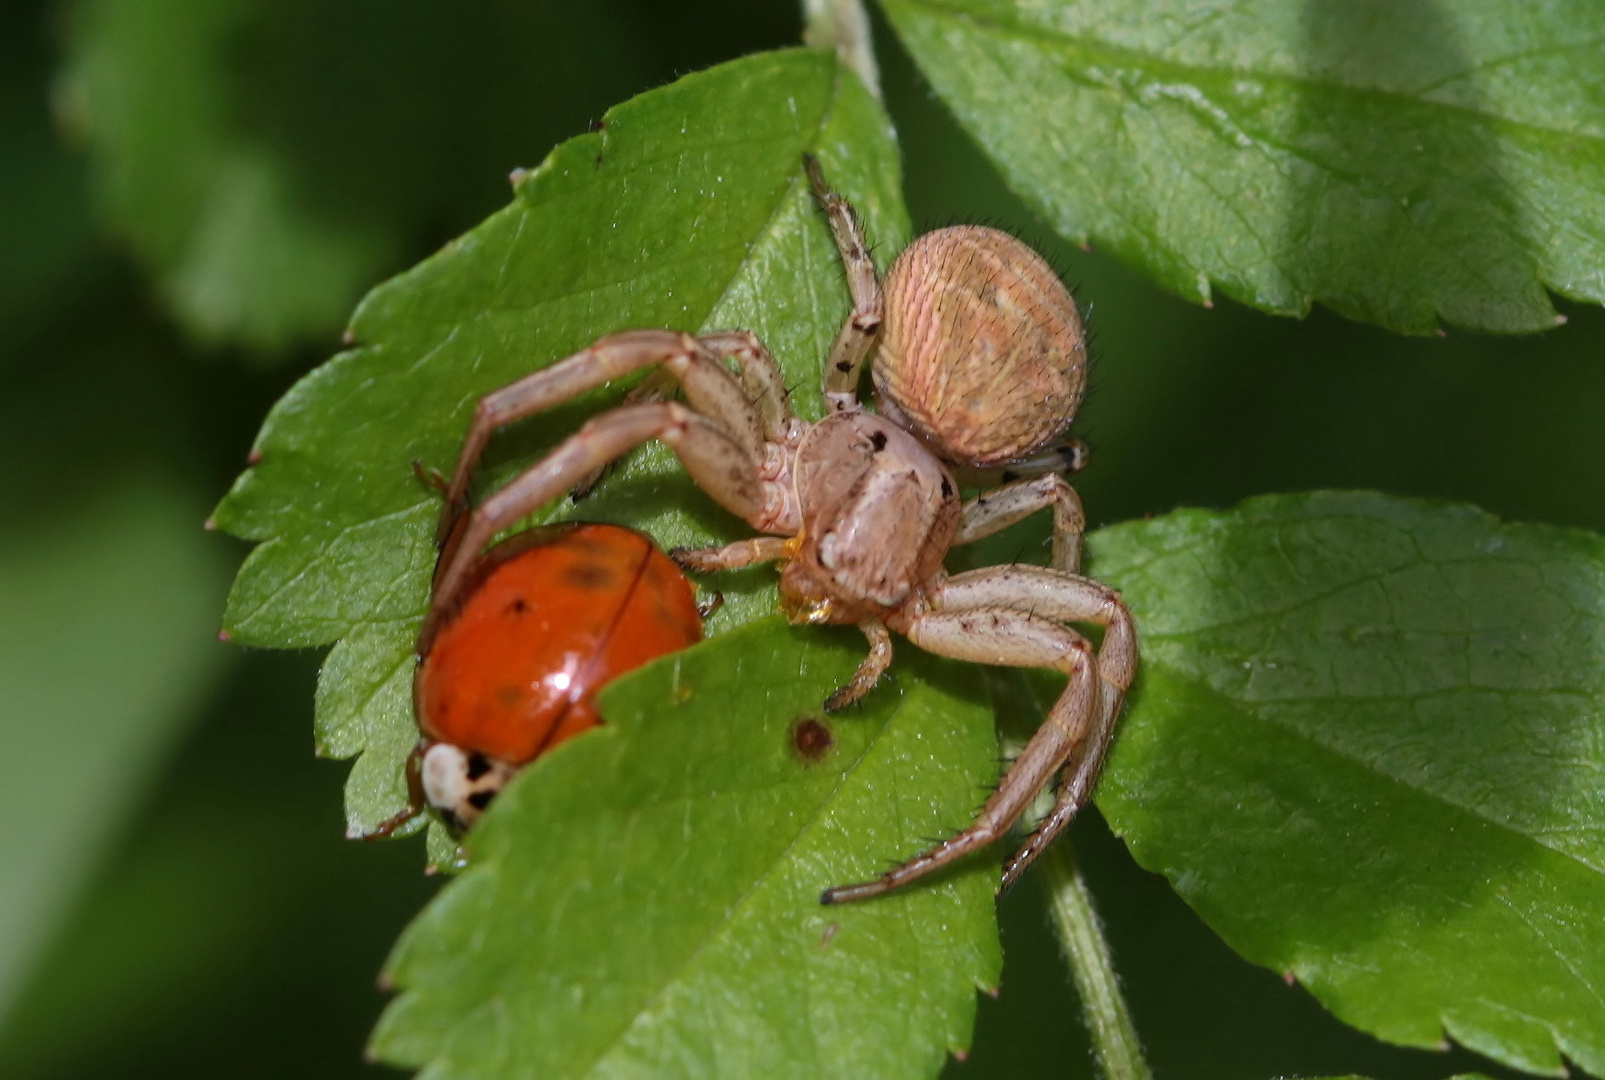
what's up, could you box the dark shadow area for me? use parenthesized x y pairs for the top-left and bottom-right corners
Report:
(0, 647), (441, 1078)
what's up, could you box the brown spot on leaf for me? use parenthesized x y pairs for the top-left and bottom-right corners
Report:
(790, 715), (834, 763)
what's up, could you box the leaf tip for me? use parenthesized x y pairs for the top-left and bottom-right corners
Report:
(1555, 312), (1569, 327)
(1282, 969), (1296, 986)
(203, 516), (217, 532)
(246, 446), (263, 465)
(216, 627), (231, 643)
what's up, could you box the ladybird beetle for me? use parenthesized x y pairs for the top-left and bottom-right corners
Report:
(367, 522), (703, 837)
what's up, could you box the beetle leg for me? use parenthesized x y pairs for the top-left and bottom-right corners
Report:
(805, 154), (883, 415)
(437, 330), (767, 544)
(823, 607), (1100, 904)
(355, 740), (428, 840)
(423, 402), (764, 652)
(824, 619), (894, 712)
(953, 474), (1087, 573)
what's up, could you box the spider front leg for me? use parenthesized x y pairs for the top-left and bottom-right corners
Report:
(805, 155), (883, 414)
(954, 473), (1087, 573)
(572, 330), (796, 501)
(420, 400), (766, 653)
(823, 565), (1136, 904)
(435, 329), (791, 543)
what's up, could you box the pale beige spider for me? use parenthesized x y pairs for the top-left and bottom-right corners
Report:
(422, 157), (1137, 903)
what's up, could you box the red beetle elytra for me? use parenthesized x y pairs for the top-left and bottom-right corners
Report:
(367, 521), (703, 837)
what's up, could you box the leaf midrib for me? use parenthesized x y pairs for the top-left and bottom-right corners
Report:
(1143, 653), (1605, 881)
(899, 0), (1605, 146)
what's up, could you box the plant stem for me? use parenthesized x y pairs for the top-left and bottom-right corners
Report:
(801, 0), (882, 99)
(1043, 842), (1154, 1080)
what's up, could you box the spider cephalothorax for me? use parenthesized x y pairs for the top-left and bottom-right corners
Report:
(418, 156), (1136, 903)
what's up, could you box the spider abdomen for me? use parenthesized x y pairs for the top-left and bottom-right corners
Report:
(876, 226), (1086, 470)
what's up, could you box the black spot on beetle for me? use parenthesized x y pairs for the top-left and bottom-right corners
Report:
(563, 561), (616, 590)
(869, 431), (888, 452)
(467, 790), (497, 811)
(790, 716), (835, 764)
(940, 478), (954, 498)
(504, 596), (530, 616)
(835, 360), (853, 373)
(466, 753), (493, 780)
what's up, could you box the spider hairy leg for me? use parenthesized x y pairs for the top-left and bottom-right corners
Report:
(669, 536), (791, 574)
(824, 620), (893, 712)
(438, 330), (773, 543)
(943, 565), (1136, 890)
(571, 330), (794, 500)
(422, 402), (760, 652)
(822, 607), (1101, 904)
(996, 436), (1090, 480)
(697, 330), (794, 442)
(804, 154), (883, 414)
(953, 473), (1087, 573)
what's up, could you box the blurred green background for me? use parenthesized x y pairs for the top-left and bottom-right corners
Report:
(0, 0), (1594, 1075)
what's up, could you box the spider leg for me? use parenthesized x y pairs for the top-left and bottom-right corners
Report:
(421, 402), (763, 652)
(697, 330), (796, 442)
(571, 330), (796, 500)
(824, 619), (893, 712)
(437, 330), (767, 544)
(953, 473), (1087, 573)
(996, 437), (1090, 480)
(823, 566), (1135, 903)
(669, 536), (791, 574)
(998, 675), (1122, 892)
(936, 565), (1137, 692)
(569, 368), (678, 502)
(805, 154), (883, 415)
(940, 565), (1136, 887)
(823, 606), (1099, 904)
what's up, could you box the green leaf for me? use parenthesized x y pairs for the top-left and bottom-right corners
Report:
(59, 0), (388, 350)
(0, 8), (95, 353)
(879, 0), (1605, 333)
(213, 46), (910, 838)
(1089, 491), (1605, 1076)
(0, 478), (229, 1022)
(372, 618), (1000, 1076)
(54, 0), (714, 351)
